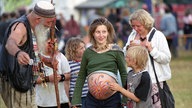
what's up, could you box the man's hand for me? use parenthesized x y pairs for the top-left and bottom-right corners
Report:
(16, 50), (31, 65)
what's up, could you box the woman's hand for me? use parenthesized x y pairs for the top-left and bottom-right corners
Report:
(48, 74), (61, 83)
(144, 41), (153, 52)
(129, 40), (141, 47)
(129, 40), (153, 52)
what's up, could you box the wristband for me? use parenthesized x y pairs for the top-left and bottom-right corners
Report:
(44, 76), (50, 82)
(15, 50), (22, 58)
(60, 74), (65, 82)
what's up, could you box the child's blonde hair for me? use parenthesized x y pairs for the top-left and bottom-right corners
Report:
(126, 46), (148, 70)
(65, 37), (85, 60)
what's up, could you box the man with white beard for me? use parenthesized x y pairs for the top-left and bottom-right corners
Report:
(0, 1), (56, 108)
(35, 22), (50, 54)
(33, 14), (71, 108)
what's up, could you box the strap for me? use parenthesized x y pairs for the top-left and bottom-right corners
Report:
(148, 29), (165, 107)
(149, 56), (161, 87)
(148, 29), (156, 42)
(147, 29), (160, 84)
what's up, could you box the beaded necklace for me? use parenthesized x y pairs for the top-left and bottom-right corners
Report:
(94, 44), (109, 52)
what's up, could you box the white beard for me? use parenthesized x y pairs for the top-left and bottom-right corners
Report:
(35, 24), (50, 54)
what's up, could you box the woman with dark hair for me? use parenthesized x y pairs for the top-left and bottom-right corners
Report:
(71, 17), (127, 108)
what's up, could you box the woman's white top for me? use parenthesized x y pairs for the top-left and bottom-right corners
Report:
(123, 28), (172, 83)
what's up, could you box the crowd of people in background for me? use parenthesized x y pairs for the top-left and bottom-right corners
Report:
(0, 1), (191, 108)
(160, 4), (178, 58)
(183, 8), (192, 51)
(1, 3), (192, 55)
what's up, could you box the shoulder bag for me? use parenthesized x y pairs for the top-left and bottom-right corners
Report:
(148, 29), (175, 108)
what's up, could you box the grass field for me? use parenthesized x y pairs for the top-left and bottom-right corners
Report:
(0, 50), (192, 108)
(167, 50), (192, 108)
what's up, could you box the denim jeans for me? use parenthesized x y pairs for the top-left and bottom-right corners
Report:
(85, 92), (121, 108)
(185, 37), (192, 50)
(37, 103), (69, 108)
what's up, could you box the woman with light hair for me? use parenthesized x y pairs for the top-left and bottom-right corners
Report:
(123, 9), (173, 108)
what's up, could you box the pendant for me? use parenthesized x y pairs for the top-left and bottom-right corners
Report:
(140, 37), (146, 42)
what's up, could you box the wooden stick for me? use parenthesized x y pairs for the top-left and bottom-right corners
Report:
(50, 1), (60, 106)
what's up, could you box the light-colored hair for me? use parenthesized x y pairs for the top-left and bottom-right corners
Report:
(129, 9), (154, 30)
(126, 46), (148, 70)
(88, 17), (115, 47)
(65, 37), (85, 60)
(35, 21), (50, 53)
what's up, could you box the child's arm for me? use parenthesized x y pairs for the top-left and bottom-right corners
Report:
(109, 82), (140, 102)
